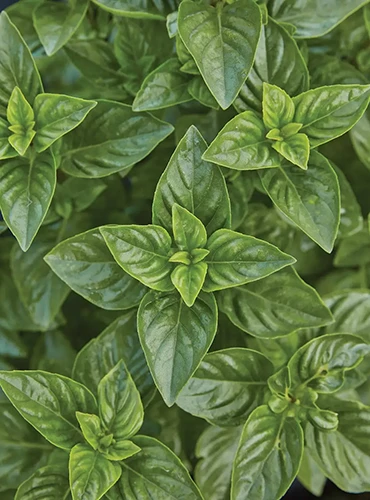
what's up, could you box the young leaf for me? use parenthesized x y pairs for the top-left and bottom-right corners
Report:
(260, 151), (340, 252)
(0, 150), (56, 251)
(0, 371), (97, 450)
(153, 126), (231, 234)
(293, 84), (370, 147)
(262, 83), (295, 130)
(177, 348), (274, 426)
(171, 263), (207, 307)
(33, 0), (88, 56)
(72, 313), (154, 406)
(132, 59), (192, 112)
(232, 406), (303, 500)
(33, 94), (97, 152)
(203, 111), (281, 170)
(272, 133), (310, 170)
(15, 465), (71, 500)
(76, 412), (101, 450)
(204, 228), (295, 292)
(138, 290), (217, 406)
(7, 86), (35, 156)
(178, 0), (261, 109)
(98, 360), (144, 441)
(69, 444), (121, 500)
(172, 204), (207, 251)
(218, 267), (333, 338)
(61, 101), (174, 178)
(45, 228), (146, 310)
(100, 224), (174, 292)
(118, 436), (202, 498)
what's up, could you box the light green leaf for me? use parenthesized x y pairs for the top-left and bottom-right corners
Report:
(90, 0), (167, 19)
(72, 312), (155, 406)
(33, 94), (96, 153)
(0, 12), (43, 119)
(293, 84), (370, 147)
(288, 333), (369, 393)
(0, 371), (97, 450)
(138, 290), (217, 406)
(33, 0), (88, 56)
(101, 224), (173, 292)
(69, 444), (121, 500)
(172, 204), (207, 251)
(204, 228), (295, 292)
(61, 100), (173, 178)
(45, 228), (146, 311)
(235, 18), (309, 113)
(260, 151), (340, 252)
(171, 263), (207, 307)
(0, 117), (16, 159)
(15, 465), (71, 500)
(178, 0), (261, 109)
(0, 150), (56, 251)
(177, 348), (274, 426)
(232, 406), (303, 500)
(133, 58), (192, 112)
(76, 412), (101, 451)
(297, 449), (326, 497)
(7, 86), (35, 156)
(305, 398), (370, 492)
(272, 133), (310, 170)
(203, 111), (281, 170)
(98, 360), (144, 441)
(262, 83), (295, 130)
(218, 267), (333, 338)
(153, 126), (231, 234)
(117, 436), (202, 499)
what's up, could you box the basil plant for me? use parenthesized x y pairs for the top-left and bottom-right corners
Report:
(1, 0), (370, 499)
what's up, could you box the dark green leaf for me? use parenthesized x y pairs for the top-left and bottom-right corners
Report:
(90, 0), (167, 20)
(15, 464), (71, 500)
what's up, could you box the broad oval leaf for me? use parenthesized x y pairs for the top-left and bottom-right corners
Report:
(260, 151), (340, 253)
(204, 228), (295, 291)
(177, 348), (274, 426)
(178, 0), (261, 109)
(15, 465), (71, 500)
(232, 406), (303, 500)
(0, 150), (56, 251)
(0, 371), (97, 450)
(152, 126), (231, 234)
(138, 290), (217, 406)
(101, 224), (174, 292)
(61, 100), (174, 178)
(45, 228), (146, 311)
(69, 444), (121, 500)
(218, 267), (333, 338)
(73, 312), (155, 406)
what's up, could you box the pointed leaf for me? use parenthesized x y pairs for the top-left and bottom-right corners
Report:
(171, 262), (207, 307)
(297, 449), (326, 497)
(172, 204), (207, 251)
(262, 83), (295, 129)
(272, 134), (310, 170)
(76, 412), (101, 451)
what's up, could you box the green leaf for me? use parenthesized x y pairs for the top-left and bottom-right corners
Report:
(334, 228), (370, 267)
(98, 360), (144, 441)
(117, 436), (202, 498)
(218, 267), (333, 338)
(0, 117), (16, 159)
(172, 204), (207, 251)
(195, 426), (242, 500)
(101, 224), (173, 292)
(171, 263), (207, 307)
(69, 444), (121, 500)
(138, 290), (217, 406)
(177, 348), (274, 426)
(33, 94), (96, 153)
(260, 151), (340, 252)
(133, 59), (192, 112)
(76, 412), (101, 450)
(61, 100), (174, 178)
(7, 86), (35, 156)
(33, 0), (88, 56)
(270, 0), (370, 38)
(15, 465), (71, 500)
(262, 83), (295, 130)
(0, 371), (97, 450)
(272, 134), (310, 170)
(187, 77), (219, 110)
(204, 228), (295, 292)
(178, 0), (261, 109)
(0, 150), (56, 251)
(45, 228), (146, 310)
(73, 312), (155, 406)
(0, 329), (27, 358)
(235, 18), (309, 113)
(231, 406), (303, 500)
(293, 84), (370, 147)
(0, 12), (43, 119)
(203, 111), (281, 170)
(153, 126), (231, 234)
(305, 398), (370, 492)
(90, 0), (167, 20)
(288, 333), (369, 393)
(297, 449), (326, 497)
(333, 164), (363, 238)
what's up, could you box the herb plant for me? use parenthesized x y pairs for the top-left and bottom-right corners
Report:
(1, 1), (370, 499)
